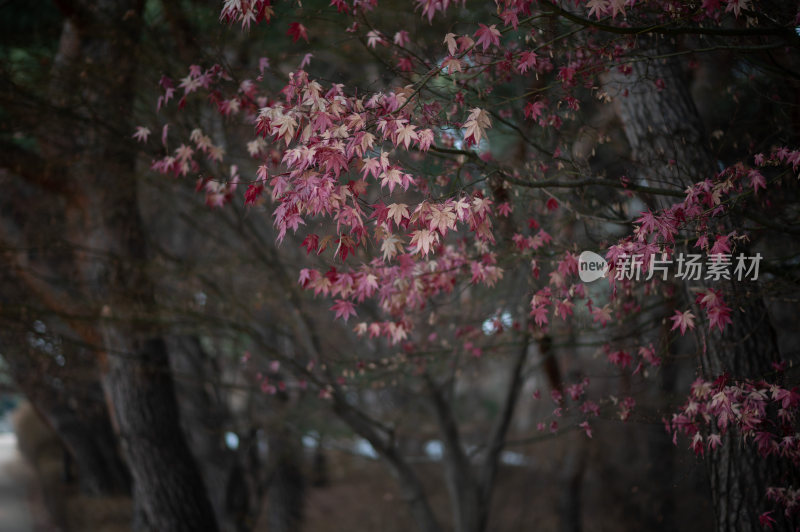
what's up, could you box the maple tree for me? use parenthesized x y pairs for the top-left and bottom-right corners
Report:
(2, 0), (800, 531)
(138, 0), (800, 530)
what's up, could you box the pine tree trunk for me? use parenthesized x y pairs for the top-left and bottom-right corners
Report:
(606, 36), (785, 532)
(46, 2), (220, 530)
(0, 336), (131, 496)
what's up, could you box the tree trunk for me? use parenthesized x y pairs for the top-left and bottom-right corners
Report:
(0, 334), (131, 496)
(266, 428), (306, 532)
(43, 2), (219, 530)
(168, 336), (248, 531)
(103, 336), (218, 531)
(607, 35), (786, 532)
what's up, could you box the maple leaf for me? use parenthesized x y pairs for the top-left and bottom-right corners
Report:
(592, 304), (613, 327)
(395, 123), (419, 149)
(524, 100), (546, 120)
(474, 24), (500, 52)
(758, 511), (776, 530)
(366, 30), (385, 48)
(748, 168), (766, 195)
(635, 210), (659, 236)
(330, 299), (357, 322)
(442, 56), (463, 74)
(301, 234), (320, 254)
(354, 273), (378, 301)
(670, 310), (696, 335)
(707, 305), (733, 332)
(397, 57), (414, 72)
(463, 107), (492, 145)
(516, 51), (538, 74)
(586, 0), (609, 19)
(380, 233), (403, 261)
(607, 349), (631, 368)
(393, 30), (410, 47)
(443, 33), (458, 55)
(608, 0), (626, 17)
(556, 299), (574, 320)
(409, 229), (439, 256)
(298, 268), (316, 287)
(530, 305), (548, 327)
(271, 114), (298, 145)
(725, 0), (751, 18)
(361, 157), (383, 179)
(417, 129), (434, 151)
(454, 197), (471, 221)
(133, 126), (151, 143)
(428, 204), (456, 235)
(386, 203), (410, 228)
(380, 168), (404, 192)
(244, 184), (264, 205)
(710, 234), (731, 255)
(287, 22), (309, 43)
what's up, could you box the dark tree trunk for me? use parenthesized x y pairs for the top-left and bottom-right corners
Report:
(168, 335), (257, 531)
(266, 428), (306, 532)
(103, 336), (218, 531)
(21, 1), (221, 529)
(607, 35), (786, 532)
(0, 334), (131, 496)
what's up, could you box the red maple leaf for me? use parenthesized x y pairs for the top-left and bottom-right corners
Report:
(287, 22), (309, 43)
(474, 24), (500, 52)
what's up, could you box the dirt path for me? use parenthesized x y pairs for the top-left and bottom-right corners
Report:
(0, 432), (36, 532)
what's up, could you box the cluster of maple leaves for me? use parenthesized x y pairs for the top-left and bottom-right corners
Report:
(141, 0), (800, 524)
(670, 374), (800, 523)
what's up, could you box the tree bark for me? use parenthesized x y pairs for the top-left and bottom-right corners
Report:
(0, 333), (131, 496)
(266, 427), (306, 532)
(36, 2), (220, 530)
(168, 335), (250, 531)
(607, 35), (786, 532)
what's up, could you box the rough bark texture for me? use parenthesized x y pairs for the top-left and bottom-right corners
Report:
(0, 1), (221, 529)
(607, 36), (786, 532)
(168, 335), (251, 531)
(0, 333), (131, 496)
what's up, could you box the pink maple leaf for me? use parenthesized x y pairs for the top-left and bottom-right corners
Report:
(474, 24), (501, 52)
(707, 305), (733, 332)
(607, 350), (631, 368)
(592, 304), (613, 327)
(758, 511), (777, 530)
(530, 305), (548, 327)
(748, 168), (766, 195)
(132, 126), (151, 143)
(555, 299), (574, 320)
(496, 202), (512, 217)
(393, 30), (410, 47)
(524, 100), (547, 120)
(710, 234), (731, 255)
(670, 310), (696, 336)
(517, 51), (538, 74)
(330, 299), (357, 322)
(301, 234), (319, 255)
